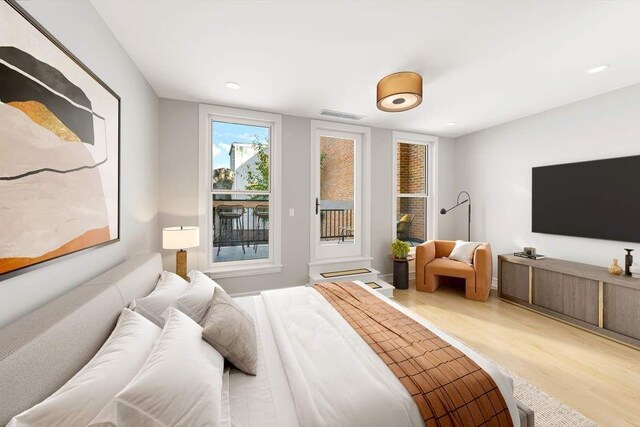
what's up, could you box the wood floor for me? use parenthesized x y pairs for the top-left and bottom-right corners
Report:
(393, 281), (640, 427)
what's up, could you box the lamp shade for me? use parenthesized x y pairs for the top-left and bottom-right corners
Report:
(162, 226), (199, 250)
(376, 72), (423, 112)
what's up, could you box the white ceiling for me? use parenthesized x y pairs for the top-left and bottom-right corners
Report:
(90, 0), (640, 137)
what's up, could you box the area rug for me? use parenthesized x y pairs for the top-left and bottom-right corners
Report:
(503, 368), (599, 426)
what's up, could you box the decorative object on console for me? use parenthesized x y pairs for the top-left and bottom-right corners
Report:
(162, 226), (199, 280)
(514, 251), (546, 260)
(440, 191), (472, 241)
(0, 0), (120, 279)
(524, 247), (536, 256)
(624, 248), (634, 276)
(416, 240), (493, 301)
(376, 71), (422, 112)
(608, 258), (623, 275)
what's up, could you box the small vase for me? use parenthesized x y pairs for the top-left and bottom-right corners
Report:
(608, 258), (623, 275)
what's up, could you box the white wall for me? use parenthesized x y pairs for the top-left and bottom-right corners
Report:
(435, 137), (457, 240)
(455, 83), (640, 277)
(158, 98), (457, 293)
(0, 0), (159, 328)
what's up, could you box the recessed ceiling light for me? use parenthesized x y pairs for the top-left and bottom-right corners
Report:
(446, 122), (457, 127)
(586, 65), (609, 74)
(226, 81), (240, 90)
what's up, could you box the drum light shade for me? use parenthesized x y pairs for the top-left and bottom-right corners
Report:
(162, 226), (200, 250)
(376, 72), (423, 112)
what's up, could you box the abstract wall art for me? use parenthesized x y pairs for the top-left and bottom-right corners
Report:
(0, 0), (120, 278)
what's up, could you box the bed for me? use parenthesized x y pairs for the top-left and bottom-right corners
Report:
(0, 253), (534, 426)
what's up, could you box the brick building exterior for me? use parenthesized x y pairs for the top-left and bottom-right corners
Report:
(320, 136), (354, 201)
(396, 143), (427, 241)
(319, 136), (355, 237)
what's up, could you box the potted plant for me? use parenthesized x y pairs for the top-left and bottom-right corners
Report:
(391, 239), (410, 260)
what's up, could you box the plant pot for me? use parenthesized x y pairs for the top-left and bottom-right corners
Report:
(393, 259), (409, 290)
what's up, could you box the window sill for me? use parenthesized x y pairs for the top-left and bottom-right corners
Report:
(204, 263), (283, 279)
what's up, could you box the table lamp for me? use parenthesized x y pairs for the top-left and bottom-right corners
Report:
(162, 226), (199, 280)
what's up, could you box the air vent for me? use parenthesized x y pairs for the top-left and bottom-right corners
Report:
(320, 109), (365, 121)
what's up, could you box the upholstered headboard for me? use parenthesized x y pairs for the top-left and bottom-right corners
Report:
(0, 253), (163, 425)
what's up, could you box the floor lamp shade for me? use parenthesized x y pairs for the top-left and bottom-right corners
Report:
(162, 226), (199, 280)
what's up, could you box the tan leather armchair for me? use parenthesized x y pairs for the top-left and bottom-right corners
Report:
(415, 240), (493, 302)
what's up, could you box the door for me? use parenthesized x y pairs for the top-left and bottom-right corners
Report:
(311, 123), (367, 261)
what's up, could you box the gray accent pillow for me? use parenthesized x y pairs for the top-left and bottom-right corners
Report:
(202, 287), (258, 376)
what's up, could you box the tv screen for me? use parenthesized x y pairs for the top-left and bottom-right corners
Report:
(532, 155), (640, 243)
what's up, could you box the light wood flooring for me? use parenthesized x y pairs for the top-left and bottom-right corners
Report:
(393, 281), (640, 427)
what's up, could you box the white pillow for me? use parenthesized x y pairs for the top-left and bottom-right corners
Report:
(174, 270), (221, 324)
(134, 271), (188, 326)
(8, 309), (160, 427)
(89, 308), (225, 427)
(448, 240), (483, 265)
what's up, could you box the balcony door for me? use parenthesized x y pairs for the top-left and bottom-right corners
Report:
(310, 121), (370, 262)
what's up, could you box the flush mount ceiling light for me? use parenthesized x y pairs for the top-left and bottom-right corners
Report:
(226, 81), (240, 89)
(586, 64), (609, 74)
(376, 71), (423, 112)
(446, 122), (457, 127)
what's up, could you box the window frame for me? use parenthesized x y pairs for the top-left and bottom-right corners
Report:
(198, 104), (282, 278)
(391, 131), (438, 248)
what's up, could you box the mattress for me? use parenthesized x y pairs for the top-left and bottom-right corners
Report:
(229, 283), (520, 427)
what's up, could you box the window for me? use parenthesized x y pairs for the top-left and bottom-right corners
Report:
(392, 132), (437, 247)
(199, 105), (281, 277)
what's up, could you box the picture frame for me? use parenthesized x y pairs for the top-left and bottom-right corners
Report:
(0, 0), (121, 280)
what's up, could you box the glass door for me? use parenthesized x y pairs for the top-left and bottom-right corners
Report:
(313, 129), (362, 260)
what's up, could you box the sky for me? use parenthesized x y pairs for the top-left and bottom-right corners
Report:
(212, 121), (269, 170)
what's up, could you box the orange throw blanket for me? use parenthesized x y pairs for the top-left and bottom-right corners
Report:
(314, 282), (513, 427)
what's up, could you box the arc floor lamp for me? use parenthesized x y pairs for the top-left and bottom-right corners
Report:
(440, 191), (471, 241)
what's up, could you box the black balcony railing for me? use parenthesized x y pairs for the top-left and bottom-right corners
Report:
(212, 205), (269, 248)
(211, 202), (354, 248)
(320, 209), (353, 240)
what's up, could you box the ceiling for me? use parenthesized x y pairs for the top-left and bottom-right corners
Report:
(90, 0), (640, 137)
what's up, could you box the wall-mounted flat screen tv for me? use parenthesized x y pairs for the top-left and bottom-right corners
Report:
(532, 155), (640, 243)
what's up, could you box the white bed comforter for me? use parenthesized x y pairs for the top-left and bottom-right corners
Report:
(261, 284), (520, 427)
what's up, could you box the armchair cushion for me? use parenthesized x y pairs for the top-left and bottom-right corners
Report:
(427, 258), (475, 278)
(449, 240), (484, 265)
